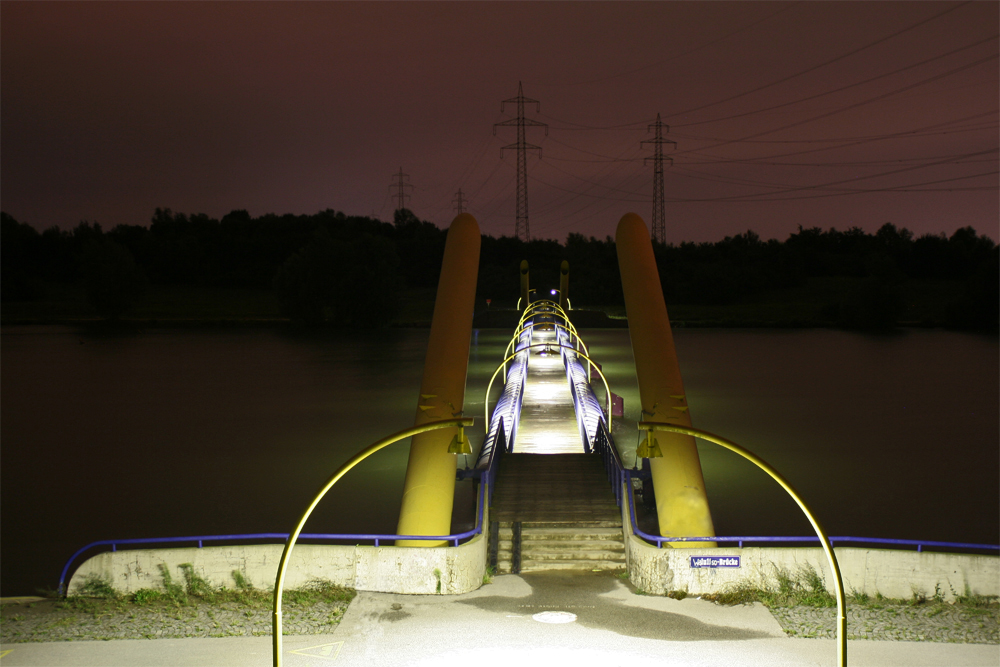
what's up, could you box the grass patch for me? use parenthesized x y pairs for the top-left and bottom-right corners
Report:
(956, 583), (1000, 609)
(705, 565), (835, 608)
(61, 566), (355, 615)
(75, 574), (117, 599)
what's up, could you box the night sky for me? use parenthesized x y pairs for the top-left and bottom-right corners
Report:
(2, 1), (997, 243)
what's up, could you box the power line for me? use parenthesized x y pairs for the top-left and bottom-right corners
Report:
(669, 112), (998, 166)
(667, 2), (971, 119)
(527, 3), (798, 88)
(670, 53), (998, 158)
(665, 149), (999, 202)
(672, 34), (998, 129)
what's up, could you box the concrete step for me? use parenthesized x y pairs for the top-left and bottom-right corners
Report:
(520, 559), (625, 572)
(500, 526), (623, 540)
(492, 511), (621, 524)
(521, 541), (625, 553)
(521, 550), (625, 562)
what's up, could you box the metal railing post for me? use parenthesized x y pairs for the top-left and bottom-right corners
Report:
(273, 418), (473, 667)
(638, 421), (848, 667)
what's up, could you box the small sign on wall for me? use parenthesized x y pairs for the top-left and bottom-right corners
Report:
(690, 556), (741, 568)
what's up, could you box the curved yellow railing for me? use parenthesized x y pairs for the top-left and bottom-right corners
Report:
(484, 343), (613, 432)
(517, 307), (579, 336)
(272, 418), (474, 667)
(517, 299), (575, 328)
(504, 321), (589, 360)
(637, 421), (847, 667)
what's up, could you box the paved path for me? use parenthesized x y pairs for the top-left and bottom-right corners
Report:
(2, 572), (996, 666)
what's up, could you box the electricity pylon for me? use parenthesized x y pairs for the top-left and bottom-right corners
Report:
(494, 82), (548, 242)
(641, 114), (676, 244)
(389, 168), (413, 212)
(452, 189), (467, 215)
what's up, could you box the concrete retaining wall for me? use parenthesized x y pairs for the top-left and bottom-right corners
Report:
(626, 535), (999, 601)
(621, 493), (999, 601)
(69, 533), (487, 596)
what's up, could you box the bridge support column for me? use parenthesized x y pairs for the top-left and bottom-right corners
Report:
(396, 213), (481, 546)
(616, 213), (716, 547)
(559, 260), (569, 311)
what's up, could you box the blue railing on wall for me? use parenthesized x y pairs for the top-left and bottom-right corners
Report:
(60, 422), (509, 596)
(591, 419), (1000, 554)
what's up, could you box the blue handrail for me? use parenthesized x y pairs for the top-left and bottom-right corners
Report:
(592, 419), (1000, 554)
(59, 494), (487, 595)
(60, 423), (509, 596)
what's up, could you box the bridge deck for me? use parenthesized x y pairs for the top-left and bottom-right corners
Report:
(513, 327), (585, 454)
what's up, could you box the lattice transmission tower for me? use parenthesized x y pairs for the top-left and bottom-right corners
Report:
(494, 82), (548, 242)
(641, 114), (676, 244)
(452, 188), (467, 215)
(389, 167), (413, 212)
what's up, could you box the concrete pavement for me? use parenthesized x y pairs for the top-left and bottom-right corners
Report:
(2, 571), (997, 666)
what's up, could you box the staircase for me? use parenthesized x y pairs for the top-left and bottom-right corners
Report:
(489, 453), (626, 573)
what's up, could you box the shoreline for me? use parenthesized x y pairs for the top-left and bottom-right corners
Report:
(1, 317), (995, 333)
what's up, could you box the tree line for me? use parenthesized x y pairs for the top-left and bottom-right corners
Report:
(1, 208), (996, 330)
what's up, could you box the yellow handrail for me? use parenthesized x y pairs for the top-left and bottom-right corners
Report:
(272, 418), (474, 667)
(637, 421), (847, 667)
(518, 298), (567, 321)
(504, 321), (589, 359)
(484, 343), (613, 432)
(517, 301), (579, 336)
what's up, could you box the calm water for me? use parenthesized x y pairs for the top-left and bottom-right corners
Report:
(2, 326), (997, 595)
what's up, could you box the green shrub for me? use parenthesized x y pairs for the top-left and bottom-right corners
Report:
(76, 574), (117, 599)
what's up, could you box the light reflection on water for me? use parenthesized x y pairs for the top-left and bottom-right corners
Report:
(1, 326), (996, 595)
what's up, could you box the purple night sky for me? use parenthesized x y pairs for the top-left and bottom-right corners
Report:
(2, 1), (997, 243)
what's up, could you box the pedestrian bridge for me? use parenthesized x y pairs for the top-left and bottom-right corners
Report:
(475, 298), (629, 573)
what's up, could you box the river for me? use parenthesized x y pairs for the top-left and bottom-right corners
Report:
(1, 325), (996, 596)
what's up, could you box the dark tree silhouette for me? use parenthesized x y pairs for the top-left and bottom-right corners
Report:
(81, 239), (148, 320)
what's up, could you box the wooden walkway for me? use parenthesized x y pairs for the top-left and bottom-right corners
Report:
(512, 327), (585, 454)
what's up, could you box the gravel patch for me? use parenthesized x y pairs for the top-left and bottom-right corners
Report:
(1, 598), (349, 643)
(3, 597), (996, 645)
(771, 603), (999, 644)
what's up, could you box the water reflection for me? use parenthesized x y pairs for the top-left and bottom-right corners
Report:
(0, 326), (996, 596)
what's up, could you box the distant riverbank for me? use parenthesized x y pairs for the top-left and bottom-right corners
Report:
(2, 276), (994, 331)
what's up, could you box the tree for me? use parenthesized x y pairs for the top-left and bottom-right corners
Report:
(273, 229), (401, 327)
(81, 239), (147, 320)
